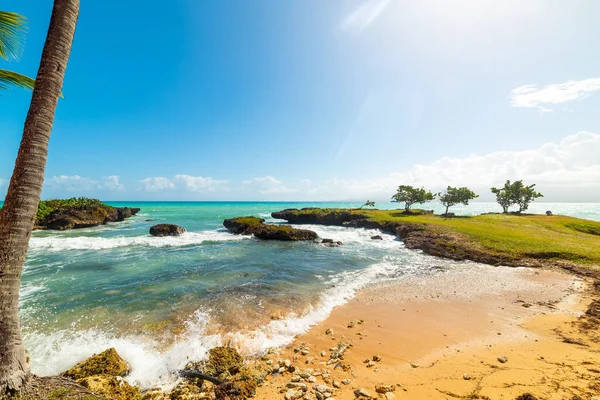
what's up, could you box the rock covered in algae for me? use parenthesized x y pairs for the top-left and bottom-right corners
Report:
(191, 346), (244, 379)
(61, 347), (130, 380)
(76, 374), (141, 400)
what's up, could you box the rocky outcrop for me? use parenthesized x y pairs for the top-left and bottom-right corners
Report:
(60, 348), (142, 400)
(61, 348), (130, 380)
(149, 224), (186, 237)
(223, 217), (318, 241)
(37, 206), (140, 230)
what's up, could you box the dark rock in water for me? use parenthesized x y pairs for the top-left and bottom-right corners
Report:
(150, 224), (186, 237)
(546, 210), (553, 216)
(145, 219), (154, 222)
(40, 206), (139, 230)
(223, 216), (317, 241)
(371, 235), (383, 240)
(322, 239), (343, 247)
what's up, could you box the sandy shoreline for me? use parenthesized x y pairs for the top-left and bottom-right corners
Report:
(252, 264), (600, 399)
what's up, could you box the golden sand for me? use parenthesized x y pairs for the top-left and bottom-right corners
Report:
(253, 265), (600, 399)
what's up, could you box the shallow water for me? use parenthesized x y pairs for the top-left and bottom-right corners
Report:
(18, 201), (600, 388)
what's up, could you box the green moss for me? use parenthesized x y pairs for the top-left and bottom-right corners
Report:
(36, 197), (113, 225)
(232, 217), (263, 226)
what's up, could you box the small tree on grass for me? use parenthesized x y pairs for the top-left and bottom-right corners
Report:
(392, 185), (435, 212)
(491, 180), (543, 213)
(438, 186), (479, 215)
(512, 180), (543, 213)
(359, 200), (375, 210)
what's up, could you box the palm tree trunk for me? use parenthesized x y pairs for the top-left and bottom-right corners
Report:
(0, 0), (79, 393)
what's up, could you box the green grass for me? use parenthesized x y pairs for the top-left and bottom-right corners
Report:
(36, 197), (112, 225)
(292, 208), (600, 267)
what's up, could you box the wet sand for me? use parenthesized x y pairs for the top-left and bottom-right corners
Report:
(253, 265), (600, 399)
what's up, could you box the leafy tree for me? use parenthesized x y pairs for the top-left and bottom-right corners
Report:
(438, 186), (479, 215)
(491, 180), (543, 213)
(511, 180), (543, 213)
(359, 200), (375, 210)
(392, 185), (435, 212)
(0, 11), (35, 92)
(0, 1), (80, 394)
(490, 181), (513, 213)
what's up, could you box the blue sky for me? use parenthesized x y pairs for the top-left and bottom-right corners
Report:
(1, 0), (599, 201)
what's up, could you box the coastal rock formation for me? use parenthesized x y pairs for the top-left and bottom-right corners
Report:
(61, 348), (130, 380)
(271, 208), (520, 267)
(223, 216), (318, 241)
(149, 223), (187, 237)
(37, 205), (140, 230)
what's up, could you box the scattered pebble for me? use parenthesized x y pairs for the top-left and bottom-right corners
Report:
(498, 356), (508, 364)
(354, 388), (371, 398)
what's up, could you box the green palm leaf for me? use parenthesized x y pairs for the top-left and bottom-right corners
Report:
(0, 69), (35, 92)
(0, 11), (27, 60)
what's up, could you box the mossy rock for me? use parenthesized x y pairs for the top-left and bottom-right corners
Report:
(76, 374), (141, 400)
(223, 217), (318, 241)
(62, 348), (130, 380)
(230, 364), (272, 398)
(203, 347), (244, 378)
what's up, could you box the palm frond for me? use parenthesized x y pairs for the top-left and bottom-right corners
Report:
(0, 11), (27, 61)
(0, 69), (35, 92)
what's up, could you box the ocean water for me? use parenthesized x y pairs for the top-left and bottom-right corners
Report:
(16, 201), (600, 389)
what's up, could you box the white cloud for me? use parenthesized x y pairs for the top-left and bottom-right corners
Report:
(0, 178), (6, 187)
(102, 176), (124, 191)
(340, 0), (390, 35)
(242, 176), (297, 195)
(46, 175), (126, 193)
(174, 175), (229, 192)
(139, 177), (176, 192)
(509, 78), (600, 112)
(255, 132), (600, 202)
(139, 175), (229, 193)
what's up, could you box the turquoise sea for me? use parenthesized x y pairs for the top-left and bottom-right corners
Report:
(15, 201), (600, 388)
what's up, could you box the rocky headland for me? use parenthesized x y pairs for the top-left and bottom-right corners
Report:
(271, 208), (600, 275)
(34, 198), (139, 230)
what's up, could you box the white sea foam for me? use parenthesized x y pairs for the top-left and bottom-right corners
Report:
(28, 230), (248, 252)
(26, 311), (222, 389)
(289, 223), (401, 249)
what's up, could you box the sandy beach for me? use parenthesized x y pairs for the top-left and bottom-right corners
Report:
(253, 264), (600, 399)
